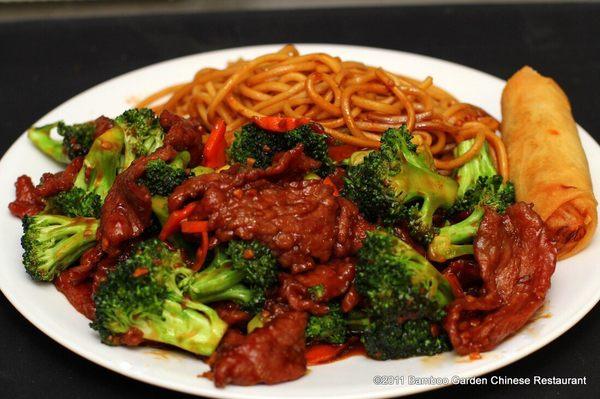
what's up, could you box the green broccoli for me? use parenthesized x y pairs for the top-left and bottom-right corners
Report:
(228, 122), (334, 177)
(91, 239), (228, 355)
(138, 151), (190, 197)
(115, 108), (165, 169)
(305, 304), (348, 345)
(427, 140), (515, 262)
(73, 125), (124, 201)
(360, 318), (450, 360)
(181, 240), (278, 313)
(356, 228), (453, 322)
(57, 121), (96, 160)
(27, 121), (96, 164)
(27, 122), (69, 164)
(305, 305), (450, 359)
(46, 125), (124, 218)
(344, 127), (458, 243)
(350, 229), (453, 359)
(45, 187), (102, 218)
(21, 214), (99, 281)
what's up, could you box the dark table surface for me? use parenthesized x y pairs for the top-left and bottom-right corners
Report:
(1, 3), (599, 399)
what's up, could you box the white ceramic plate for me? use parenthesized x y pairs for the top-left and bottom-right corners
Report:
(0, 44), (598, 399)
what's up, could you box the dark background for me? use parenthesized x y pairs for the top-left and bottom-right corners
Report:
(0, 3), (598, 399)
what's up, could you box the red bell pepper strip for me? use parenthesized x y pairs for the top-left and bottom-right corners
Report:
(180, 220), (209, 234)
(322, 177), (340, 197)
(252, 116), (311, 132)
(192, 230), (209, 272)
(328, 144), (361, 162)
(305, 344), (347, 365)
(159, 201), (199, 241)
(203, 119), (227, 168)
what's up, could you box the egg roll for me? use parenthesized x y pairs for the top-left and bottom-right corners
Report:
(501, 66), (597, 259)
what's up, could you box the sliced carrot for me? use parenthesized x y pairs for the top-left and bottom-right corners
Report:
(159, 201), (199, 241)
(252, 116), (311, 132)
(203, 119), (227, 168)
(192, 230), (210, 272)
(323, 177), (340, 197)
(305, 344), (346, 366)
(328, 144), (361, 162)
(181, 220), (209, 234)
(132, 267), (149, 277)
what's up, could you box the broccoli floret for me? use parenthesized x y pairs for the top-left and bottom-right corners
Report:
(115, 108), (165, 169)
(21, 214), (99, 281)
(52, 126), (124, 217)
(138, 152), (190, 196)
(182, 240), (278, 313)
(305, 304), (348, 344)
(57, 121), (95, 160)
(73, 125), (124, 202)
(361, 318), (450, 360)
(307, 284), (325, 301)
(46, 187), (102, 218)
(344, 127), (458, 243)
(356, 228), (453, 322)
(27, 122), (69, 164)
(427, 140), (515, 262)
(228, 122), (334, 177)
(27, 121), (96, 163)
(91, 239), (228, 355)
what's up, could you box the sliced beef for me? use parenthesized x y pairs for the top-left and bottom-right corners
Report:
(159, 110), (204, 166)
(443, 202), (557, 355)
(280, 258), (356, 315)
(211, 311), (307, 387)
(9, 175), (46, 218)
(169, 145), (371, 273)
(98, 146), (176, 255)
(35, 156), (84, 197)
(9, 157), (84, 218)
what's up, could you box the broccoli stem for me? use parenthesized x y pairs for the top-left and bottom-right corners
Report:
(455, 140), (496, 197)
(427, 207), (485, 262)
(27, 122), (69, 164)
(74, 126), (124, 200)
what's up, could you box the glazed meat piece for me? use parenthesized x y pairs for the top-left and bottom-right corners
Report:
(35, 156), (84, 198)
(9, 157), (84, 218)
(93, 116), (114, 138)
(169, 145), (370, 272)
(99, 113), (204, 255)
(98, 146), (176, 254)
(9, 175), (46, 218)
(159, 110), (205, 165)
(280, 258), (356, 315)
(443, 202), (557, 355)
(54, 245), (104, 320)
(211, 311), (308, 387)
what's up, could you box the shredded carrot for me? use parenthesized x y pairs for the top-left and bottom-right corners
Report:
(328, 144), (361, 162)
(132, 267), (149, 277)
(322, 177), (340, 197)
(192, 230), (210, 272)
(305, 344), (346, 365)
(159, 201), (199, 241)
(203, 119), (227, 168)
(181, 220), (209, 234)
(252, 116), (310, 132)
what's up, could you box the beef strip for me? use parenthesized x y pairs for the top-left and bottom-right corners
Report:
(169, 145), (371, 273)
(443, 202), (557, 355)
(211, 311), (308, 387)
(279, 257), (356, 315)
(99, 112), (204, 255)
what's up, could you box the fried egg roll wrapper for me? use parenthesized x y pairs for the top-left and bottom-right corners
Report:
(501, 66), (597, 259)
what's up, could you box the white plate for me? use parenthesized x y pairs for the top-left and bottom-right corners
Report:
(0, 44), (598, 399)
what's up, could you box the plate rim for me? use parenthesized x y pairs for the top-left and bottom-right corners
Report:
(0, 43), (598, 399)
